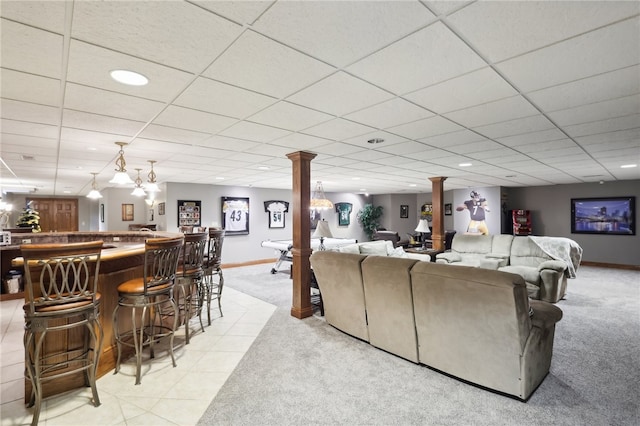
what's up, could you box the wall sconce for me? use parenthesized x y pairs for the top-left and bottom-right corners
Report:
(86, 173), (103, 199)
(131, 168), (146, 197)
(145, 160), (161, 192)
(109, 142), (134, 185)
(310, 181), (334, 210)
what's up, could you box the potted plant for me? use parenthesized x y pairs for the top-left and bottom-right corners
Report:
(357, 204), (383, 240)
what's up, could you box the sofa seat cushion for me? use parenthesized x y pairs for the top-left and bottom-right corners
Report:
(499, 265), (541, 285)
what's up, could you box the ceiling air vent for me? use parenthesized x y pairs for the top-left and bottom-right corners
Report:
(21, 155), (35, 161)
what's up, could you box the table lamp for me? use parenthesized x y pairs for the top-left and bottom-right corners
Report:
(313, 219), (333, 250)
(415, 219), (431, 250)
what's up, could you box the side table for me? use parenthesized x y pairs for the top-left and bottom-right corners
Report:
(405, 247), (444, 262)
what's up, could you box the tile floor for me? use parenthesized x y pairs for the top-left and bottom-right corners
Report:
(0, 288), (276, 425)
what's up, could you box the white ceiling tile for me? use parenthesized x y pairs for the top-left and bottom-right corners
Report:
(444, 96), (539, 128)
(564, 114), (640, 138)
(424, 1), (473, 16)
(72, 1), (243, 73)
(342, 131), (409, 149)
(0, 69), (60, 106)
(405, 67), (517, 114)
(473, 115), (556, 139)
(203, 31), (336, 98)
(0, 19), (63, 79)
(348, 22), (486, 95)
(287, 72), (393, 117)
(153, 106), (238, 134)
(496, 18), (640, 93)
(374, 141), (431, 156)
(66, 41), (195, 103)
(197, 135), (262, 153)
(385, 116), (463, 140)
(219, 121), (291, 143)
(271, 133), (334, 152)
(496, 129), (568, 147)
(449, 1), (640, 62)
(248, 101), (333, 132)
(175, 77), (277, 119)
(302, 118), (376, 142)
(419, 129), (486, 148)
(138, 124), (210, 145)
(342, 149), (394, 162)
(548, 94), (640, 127)
(445, 140), (508, 155)
(311, 143), (365, 157)
(527, 65), (640, 112)
(344, 98), (434, 129)
(0, 99), (60, 125)
(515, 139), (578, 154)
(192, 1), (272, 25)
(575, 128), (640, 145)
(62, 111), (144, 137)
(1, 119), (58, 140)
(253, 1), (436, 67)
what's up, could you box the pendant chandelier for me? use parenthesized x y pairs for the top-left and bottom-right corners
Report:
(145, 160), (160, 192)
(310, 181), (333, 210)
(131, 168), (146, 197)
(109, 142), (134, 185)
(86, 173), (103, 199)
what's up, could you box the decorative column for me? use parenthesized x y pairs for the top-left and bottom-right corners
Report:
(429, 177), (447, 250)
(286, 151), (316, 319)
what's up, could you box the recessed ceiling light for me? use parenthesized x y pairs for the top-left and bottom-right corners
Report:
(257, 166), (270, 170)
(620, 164), (637, 168)
(367, 138), (384, 144)
(459, 163), (472, 167)
(409, 183), (417, 187)
(110, 69), (149, 86)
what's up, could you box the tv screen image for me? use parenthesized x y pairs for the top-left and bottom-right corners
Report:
(571, 197), (635, 235)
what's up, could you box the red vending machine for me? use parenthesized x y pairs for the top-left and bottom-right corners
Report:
(511, 210), (532, 235)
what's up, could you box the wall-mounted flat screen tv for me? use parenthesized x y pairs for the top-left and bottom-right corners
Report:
(571, 197), (635, 235)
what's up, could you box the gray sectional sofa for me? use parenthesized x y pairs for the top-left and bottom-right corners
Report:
(435, 234), (582, 303)
(310, 250), (563, 401)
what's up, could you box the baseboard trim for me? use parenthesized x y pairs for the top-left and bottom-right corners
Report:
(222, 258), (277, 269)
(581, 261), (640, 271)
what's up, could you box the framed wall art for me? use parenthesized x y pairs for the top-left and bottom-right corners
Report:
(264, 200), (289, 229)
(100, 204), (105, 223)
(400, 205), (409, 218)
(158, 202), (165, 216)
(178, 200), (201, 227)
(122, 204), (134, 221)
(445, 203), (453, 216)
(310, 209), (321, 230)
(222, 196), (249, 235)
(335, 202), (353, 226)
(571, 196), (635, 235)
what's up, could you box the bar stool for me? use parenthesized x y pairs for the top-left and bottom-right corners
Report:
(21, 240), (104, 426)
(112, 236), (183, 385)
(175, 232), (207, 344)
(203, 228), (225, 325)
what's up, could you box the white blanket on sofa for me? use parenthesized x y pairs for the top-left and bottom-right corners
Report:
(529, 236), (583, 279)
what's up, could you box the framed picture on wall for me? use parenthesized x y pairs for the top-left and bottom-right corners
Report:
(100, 204), (104, 223)
(158, 202), (165, 216)
(122, 204), (134, 221)
(310, 209), (321, 229)
(222, 196), (249, 235)
(400, 205), (409, 218)
(178, 200), (201, 227)
(445, 203), (452, 216)
(571, 196), (635, 235)
(335, 202), (353, 226)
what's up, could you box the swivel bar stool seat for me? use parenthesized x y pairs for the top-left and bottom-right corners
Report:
(175, 232), (207, 344)
(203, 228), (225, 325)
(21, 240), (104, 426)
(112, 236), (183, 385)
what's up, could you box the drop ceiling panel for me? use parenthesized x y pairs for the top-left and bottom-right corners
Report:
(342, 131), (408, 148)
(302, 118), (376, 141)
(473, 115), (556, 139)
(1, 119), (58, 139)
(253, 1), (436, 67)
(496, 18), (640, 93)
(72, 1), (243, 73)
(419, 129), (486, 148)
(137, 124), (211, 145)
(348, 22), (487, 95)
(564, 114), (640, 138)
(271, 133), (334, 151)
(287, 72), (394, 117)
(248, 101), (333, 131)
(203, 31), (336, 98)
(443, 95), (539, 128)
(496, 128), (568, 147)
(192, 1), (272, 25)
(0, 99), (60, 125)
(0, 69), (60, 106)
(344, 98), (434, 129)
(0, 1), (66, 33)
(448, 1), (640, 63)
(175, 77), (277, 119)
(576, 128), (640, 145)
(547, 95), (640, 127)
(527, 65), (640, 112)
(385, 116), (463, 140)
(198, 135), (262, 153)
(64, 84), (165, 122)
(153, 106), (237, 134)
(62, 111), (144, 137)
(219, 121), (291, 143)
(1, 19), (63, 79)
(374, 141), (432, 156)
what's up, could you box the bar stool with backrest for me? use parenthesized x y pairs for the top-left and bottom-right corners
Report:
(22, 240), (104, 426)
(112, 236), (183, 385)
(175, 232), (207, 344)
(202, 228), (225, 325)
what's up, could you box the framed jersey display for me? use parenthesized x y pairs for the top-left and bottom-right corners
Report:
(178, 200), (201, 227)
(222, 196), (249, 235)
(264, 200), (289, 228)
(335, 202), (353, 226)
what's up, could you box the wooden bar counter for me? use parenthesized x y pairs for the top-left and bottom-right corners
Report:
(7, 231), (183, 400)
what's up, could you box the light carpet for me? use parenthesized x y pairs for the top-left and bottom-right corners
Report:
(198, 264), (639, 425)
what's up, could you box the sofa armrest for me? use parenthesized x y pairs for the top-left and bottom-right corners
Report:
(436, 252), (461, 263)
(529, 300), (563, 329)
(538, 260), (567, 273)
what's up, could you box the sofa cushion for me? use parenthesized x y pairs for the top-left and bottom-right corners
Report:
(359, 240), (393, 256)
(499, 265), (541, 285)
(339, 243), (361, 254)
(450, 234), (493, 254)
(509, 237), (552, 267)
(389, 246), (409, 258)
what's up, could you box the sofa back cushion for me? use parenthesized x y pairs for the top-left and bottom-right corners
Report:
(358, 240), (393, 256)
(410, 262), (531, 397)
(491, 234), (514, 258)
(310, 251), (369, 341)
(509, 236), (552, 267)
(361, 256), (420, 362)
(451, 234), (493, 254)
